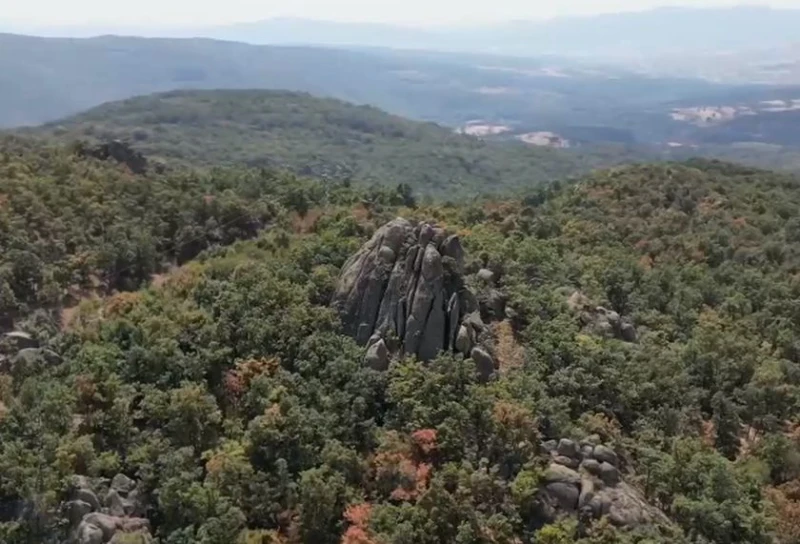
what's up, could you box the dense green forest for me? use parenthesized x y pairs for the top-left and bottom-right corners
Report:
(24, 90), (632, 197)
(2, 131), (800, 543)
(0, 135), (419, 324)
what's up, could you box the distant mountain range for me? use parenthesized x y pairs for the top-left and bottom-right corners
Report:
(5, 26), (800, 174)
(0, 32), (729, 130)
(20, 89), (616, 196)
(6, 6), (800, 58)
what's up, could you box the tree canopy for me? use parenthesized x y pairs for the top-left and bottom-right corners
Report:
(2, 141), (800, 543)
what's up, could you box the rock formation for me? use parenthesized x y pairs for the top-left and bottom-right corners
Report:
(0, 331), (62, 374)
(537, 437), (670, 529)
(77, 140), (148, 175)
(568, 291), (638, 343)
(333, 218), (496, 376)
(66, 474), (152, 544)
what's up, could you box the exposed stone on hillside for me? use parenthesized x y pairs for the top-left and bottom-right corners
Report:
(67, 473), (152, 543)
(333, 218), (498, 374)
(536, 438), (671, 529)
(568, 291), (638, 343)
(77, 140), (148, 175)
(0, 331), (62, 374)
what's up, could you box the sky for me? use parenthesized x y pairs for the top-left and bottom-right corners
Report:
(3, 0), (800, 28)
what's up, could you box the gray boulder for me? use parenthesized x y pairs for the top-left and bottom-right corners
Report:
(3, 331), (38, 349)
(596, 482), (671, 528)
(620, 322), (638, 343)
(80, 513), (119, 542)
(110, 474), (136, 496)
(553, 455), (580, 470)
(77, 522), (104, 544)
(541, 440), (558, 454)
(543, 463), (582, 485)
(543, 482), (580, 512)
(470, 346), (495, 381)
(477, 269), (495, 284)
(482, 289), (506, 320)
(581, 459), (602, 476)
(74, 488), (101, 512)
(11, 347), (62, 369)
(365, 339), (390, 371)
(77, 512), (152, 544)
(540, 465), (582, 514)
(593, 445), (619, 467)
(454, 325), (472, 355)
(66, 500), (94, 525)
(557, 438), (580, 458)
(104, 490), (127, 518)
(600, 462), (621, 486)
(442, 235), (464, 269)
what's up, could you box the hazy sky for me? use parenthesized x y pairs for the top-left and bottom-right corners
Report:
(4, 0), (800, 27)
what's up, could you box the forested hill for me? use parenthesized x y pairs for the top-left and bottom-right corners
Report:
(23, 89), (619, 197)
(2, 144), (800, 542)
(0, 135), (409, 324)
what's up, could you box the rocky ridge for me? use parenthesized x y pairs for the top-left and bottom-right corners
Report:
(333, 218), (497, 376)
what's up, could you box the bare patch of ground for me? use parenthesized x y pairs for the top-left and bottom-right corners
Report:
(457, 122), (512, 137)
(517, 131), (570, 148)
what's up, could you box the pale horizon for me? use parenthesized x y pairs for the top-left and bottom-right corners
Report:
(4, 0), (800, 29)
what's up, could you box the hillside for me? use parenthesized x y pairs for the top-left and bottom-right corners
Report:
(0, 135), (408, 325)
(26, 89), (612, 196)
(2, 137), (800, 542)
(0, 32), (764, 142)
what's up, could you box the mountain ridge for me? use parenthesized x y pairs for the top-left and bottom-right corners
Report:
(7, 6), (800, 56)
(21, 88), (621, 197)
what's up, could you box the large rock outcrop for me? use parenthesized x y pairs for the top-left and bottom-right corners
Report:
(333, 219), (495, 374)
(536, 438), (671, 529)
(66, 474), (152, 544)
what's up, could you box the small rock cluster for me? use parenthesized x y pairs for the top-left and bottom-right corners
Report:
(537, 438), (669, 528)
(334, 218), (499, 378)
(568, 292), (638, 343)
(66, 474), (152, 544)
(0, 331), (62, 373)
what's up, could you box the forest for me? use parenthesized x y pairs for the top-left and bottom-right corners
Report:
(2, 127), (800, 543)
(24, 90), (638, 198)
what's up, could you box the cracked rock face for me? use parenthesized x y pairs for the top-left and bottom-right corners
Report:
(333, 218), (495, 370)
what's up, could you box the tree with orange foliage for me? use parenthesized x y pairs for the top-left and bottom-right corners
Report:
(340, 504), (379, 544)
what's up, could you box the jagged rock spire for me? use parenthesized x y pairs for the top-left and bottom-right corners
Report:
(333, 218), (494, 374)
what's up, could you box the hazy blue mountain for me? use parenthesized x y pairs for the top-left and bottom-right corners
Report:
(0, 32), (725, 131)
(6, 6), (800, 58)
(194, 7), (800, 57)
(5, 31), (800, 156)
